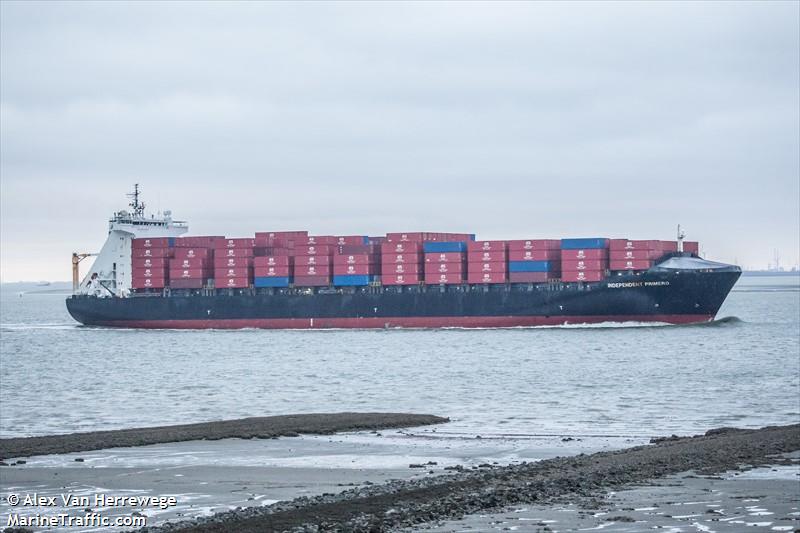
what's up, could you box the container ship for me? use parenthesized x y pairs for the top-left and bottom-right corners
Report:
(66, 187), (741, 329)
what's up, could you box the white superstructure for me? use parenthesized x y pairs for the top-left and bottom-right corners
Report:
(79, 185), (187, 296)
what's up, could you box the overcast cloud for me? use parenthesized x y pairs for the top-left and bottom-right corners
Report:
(1, 1), (798, 281)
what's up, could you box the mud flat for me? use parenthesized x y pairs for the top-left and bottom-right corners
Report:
(140, 424), (799, 532)
(0, 413), (448, 460)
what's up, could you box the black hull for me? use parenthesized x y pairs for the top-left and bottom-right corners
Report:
(66, 269), (741, 329)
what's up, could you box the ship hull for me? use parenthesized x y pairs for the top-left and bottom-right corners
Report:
(66, 269), (740, 329)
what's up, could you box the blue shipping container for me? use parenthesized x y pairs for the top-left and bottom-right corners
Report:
(332, 274), (374, 286)
(423, 241), (467, 253)
(509, 260), (554, 272)
(560, 238), (608, 250)
(168, 237), (176, 247)
(254, 276), (291, 288)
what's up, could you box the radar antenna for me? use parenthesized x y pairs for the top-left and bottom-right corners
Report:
(677, 224), (686, 253)
(127, 183), (146, 218)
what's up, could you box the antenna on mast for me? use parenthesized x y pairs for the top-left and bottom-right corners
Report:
(127, 183), (146, 218)
(677, 224), (686, 253)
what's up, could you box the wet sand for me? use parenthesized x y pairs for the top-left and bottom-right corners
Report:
(0, 413), (447, 460)
(135, 424), (799, 532)
(424, 461), (800, 531)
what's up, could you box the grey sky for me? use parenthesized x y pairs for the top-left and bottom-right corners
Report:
(1, 1), (798, 281)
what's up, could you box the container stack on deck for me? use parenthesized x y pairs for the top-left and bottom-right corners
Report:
(213, 238), (254, 289)
(466, 241), (508, 284)
(424, 241), (467, 285)
(129, 229), (701, 293)
(332, 236), (379, 286)
(170, 237), (218, 289)
(507, 239), (561, 282)
(380, 240), (423, 286)
(293, 236), (335, 287)
(560, 238), (609, 282)
(132, 237), (174, 289)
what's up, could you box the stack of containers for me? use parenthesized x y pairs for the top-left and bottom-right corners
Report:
(170, 237), (218, 289)
(423, 241), (467, 285)
(561, 238), (609, 282)
(386, 232), (474, 243)
(466, 241), (508, 284)
(333, 236), (379, 286)
(507, 239), (561, 282)
(132, 237), (174, 290)
(608, 239), (663, 272)
(214, 238), (254, 289)
(380, 241), (423, 286)
(293, 236), (336, 287)
(254, 255), (292, 287)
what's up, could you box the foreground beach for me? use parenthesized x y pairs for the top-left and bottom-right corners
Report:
(1, 417), (797, 532)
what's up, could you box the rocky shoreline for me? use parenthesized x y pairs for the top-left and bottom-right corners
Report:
(0, 413), (448, 460)
(139, 424), (799, 532)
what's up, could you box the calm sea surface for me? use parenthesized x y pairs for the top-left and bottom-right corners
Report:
(1, 276), (798, 439)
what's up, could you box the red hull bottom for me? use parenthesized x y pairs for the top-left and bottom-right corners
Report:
(97, 314), (715, 329)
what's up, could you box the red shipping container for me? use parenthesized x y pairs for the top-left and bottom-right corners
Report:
(381, 262), (421, 275)
(467, 250), (507, 262)
(294, 264), (332, 276)
(508, 272), (558, 283)
(217, 277), (250, 289)
(173, 248), (211, 260)
(294, 255), (332, 266)
(337, 244), (376, 254)
(132, 237), (172, 249)
(467, 272), (507, 284)
(132, 277), (167, 289)
(214, 267), (252, 279)
(561, 249), (608, 260)
(300, 235), (338, 245)
(254, 265), (291, 277)
(255, 231), (308, 240)
(381, 242), (422, 254)
(293, 275), (330, 287)
(507, 239), (560, 251)
(382, 252), (422, 264)
(386, 232), (426, 242)
(424, 272), (465, 284)
(609, 239), (662, 251)
(254, 256), (291, 267)
(609, 259), (653, 270)
(214, 256), (253, 268)
(562, 259), (607, 271)
(684, 241), (699, 254)
(661, 241), (679, 252)
(295, 244), (334, 256)
(424, 252), (466, 263)
(132, 267), (167, 279)
(169, 268), (206, 279)
(382, 273), (421, 285)
(333, 264), (375, 275)
(171, 257), (208, 269)
(334, 236), (367, 245)
(175, 236), (223, 248)
(170, 278), (204, 289)
(609, 249), (660, 260)
(215, 238), (255, 249)
(466, 240), (507, 252)
(562, 270), (605, 282)
(333, 254), (372, 266)
(132, 257), (168, 269)
(132, 247), (172, 258)
(468, 261), (507, 273)
(424, 262), (466, 274)
(220, 248), (254, 258)
(508, 249), (560, 261)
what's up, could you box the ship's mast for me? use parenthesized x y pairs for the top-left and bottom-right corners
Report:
(127, 183), (146, 218)
(677, 224), (685, 253)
